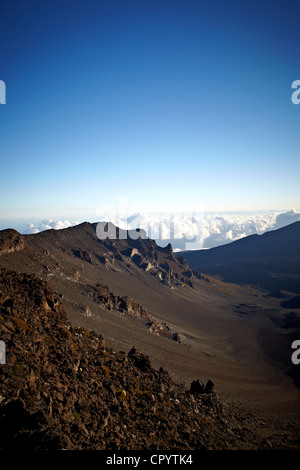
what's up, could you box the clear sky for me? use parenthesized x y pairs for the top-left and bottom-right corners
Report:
(0, 0), (300, 222)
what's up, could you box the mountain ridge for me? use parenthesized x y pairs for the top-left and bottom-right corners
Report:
(178, 221), (300, 297)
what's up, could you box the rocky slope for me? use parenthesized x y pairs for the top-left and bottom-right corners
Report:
(0, 222), (194, 288)
(0, 222), (195, 343)
(0, 267), (286, 450)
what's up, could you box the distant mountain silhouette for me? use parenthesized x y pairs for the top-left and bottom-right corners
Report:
(178, 221), (300, 297)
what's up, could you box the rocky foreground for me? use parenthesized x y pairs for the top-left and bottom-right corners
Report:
(0, 268), (298, 450)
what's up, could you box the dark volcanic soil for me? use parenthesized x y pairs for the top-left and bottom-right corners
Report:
(0, 267), (286, 450)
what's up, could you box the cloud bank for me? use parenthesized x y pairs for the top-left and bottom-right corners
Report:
(23, 209), (300, 251)
(26, 219), (78, 234)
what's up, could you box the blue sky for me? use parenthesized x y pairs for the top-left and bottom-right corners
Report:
(0, 0), (300, 224)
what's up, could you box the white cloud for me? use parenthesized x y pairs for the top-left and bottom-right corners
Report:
(272, 209), (300, 229)
(26, 218), (77, 234)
